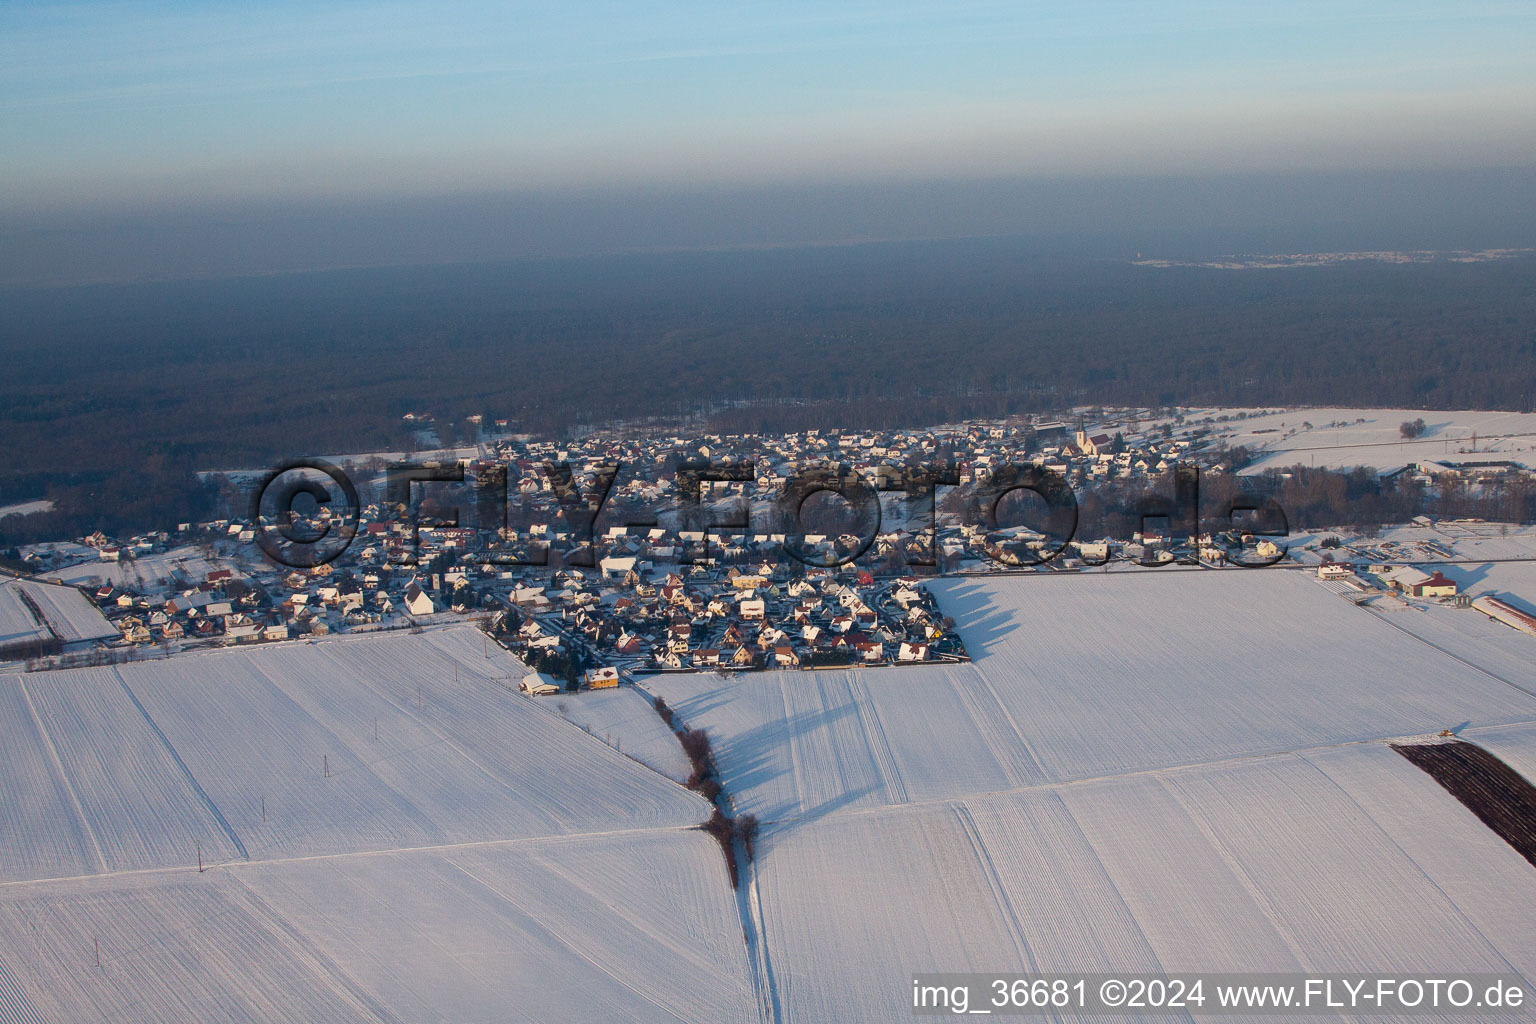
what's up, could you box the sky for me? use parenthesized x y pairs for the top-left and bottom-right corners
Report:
(3, 1), (1535, 283)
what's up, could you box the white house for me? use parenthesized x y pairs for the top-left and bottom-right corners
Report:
(223, 614), (262, 642)
(1075, 540), (1111, 562)
(598, 555), (637, 580)
(519, 674), (561, 696)
(511, 585), (549, 608)
(403, 582), (436, 616)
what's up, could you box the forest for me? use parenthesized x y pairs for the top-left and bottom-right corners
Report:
(2, 238), (1534, 542)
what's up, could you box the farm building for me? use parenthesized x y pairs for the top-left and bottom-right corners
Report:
(1409, 571), (1459, 598)
(1377, 564), (1463, 598)
(1472, 595), (1536, 636)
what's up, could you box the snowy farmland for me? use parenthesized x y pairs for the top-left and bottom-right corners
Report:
(0, 628), (708, 880)
(0, 830), (757, 1024)
(43, 545), (229, 591)
(3, 577), (1536, 1022)
(0, 627), (761, 1023)
(1, 579), (118, 645)
(650, 570), (1536, 819)
(0, 499), (54, 519)
(550, 686), (693, 783)
(1465, 720), (1536, 786)
(0, 578), (117, 660)
(0, 585), (50, 650)
(750, 743), (1536, 1021)
(647, 570), (1536, 1022)
(1186, 406), (1536, 474)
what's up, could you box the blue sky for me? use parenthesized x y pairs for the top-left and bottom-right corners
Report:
(4, 0), (1535, 212)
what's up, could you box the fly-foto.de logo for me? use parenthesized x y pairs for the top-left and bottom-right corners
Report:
(248, 457), (1289, 572)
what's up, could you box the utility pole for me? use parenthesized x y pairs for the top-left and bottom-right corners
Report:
(95, 938), (100, 968)
(323, 754), (330, 778)
(261, 796), (265, 823)
(196, 840), (203, 873)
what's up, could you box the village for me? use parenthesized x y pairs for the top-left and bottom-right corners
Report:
(5, 408), (1535, 686)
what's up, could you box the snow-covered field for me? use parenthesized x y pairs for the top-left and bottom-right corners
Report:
(1362, 600), (1536, 697)
(1185, 407), (1536, 474)
(648, 570), (1536, 1022)
(0, 499), (53, 519)
(0, 628), (706, 881)
(44, 544), (228, 590)
(0, 627), (762, 1022)
(0, 577), (116, 656)
(1, 579), (118, 644)
(0, 585), (50, 649)
(4, 578), (1536, 1022)
(0, 829), (757, 1024)
(1464, 720), (1536, 785)
(651, 571), (1536, 819)
(550, 686), (693, 783)
(752, 742), (1536, 1021)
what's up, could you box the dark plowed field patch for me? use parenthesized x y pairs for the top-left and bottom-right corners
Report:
(1393, 740), (1536, 868)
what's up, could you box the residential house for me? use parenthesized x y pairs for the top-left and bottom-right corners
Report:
(585, 666), (621, 689)
(403, 581), (437, 616)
